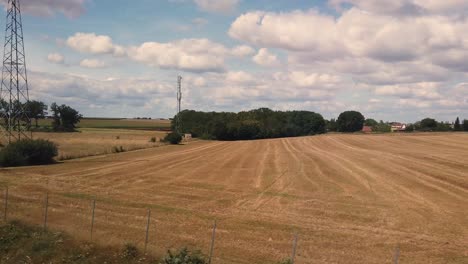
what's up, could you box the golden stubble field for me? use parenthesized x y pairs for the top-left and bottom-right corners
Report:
(33, 128), (168, 160)
(0, 133), (467, 263)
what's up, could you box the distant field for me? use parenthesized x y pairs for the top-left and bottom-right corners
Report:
(33, 128), (168, 160)
(0, 133), (467, 263)
(37, 118), (172, 130)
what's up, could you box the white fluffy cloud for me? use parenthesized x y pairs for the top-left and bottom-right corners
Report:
(329, 0), (468, 15)
(230, 10), (343, 54)
(229, 8), (468, 66)
(231, 45), (255, 57)
(0, 0), (86, 18)
(375, 83), (442, 100)
(194, 0), (239, 13)
(47, 53), (65, 64)
(253, 48), (280, 67)
(228, 7), (468, 120)
(127, 39), (228, 72)
(66, 33), (254, 72)
(66, 33), (125, 56)
(80, 59), (107, 68)
(29, 71), (175, 117)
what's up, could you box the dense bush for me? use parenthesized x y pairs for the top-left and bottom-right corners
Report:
(419, 118), (438, 131)
(337, 111), (365, 132)
(326, 118), (338, 132)
(464, 120), (468, 131)
(174, 108), (326, 141)
(160, 248), (206, 264)
(165, 132), (183, 145)
(373, 122), (391, 133)
(0, 139), (58, 167)
(405, 124), (415, 132)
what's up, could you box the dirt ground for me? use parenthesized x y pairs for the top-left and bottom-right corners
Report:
(0, 133), (467, 263)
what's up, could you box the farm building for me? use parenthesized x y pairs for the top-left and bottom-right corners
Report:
(362, 126), (373, 133)
(391, 123), (406, 132)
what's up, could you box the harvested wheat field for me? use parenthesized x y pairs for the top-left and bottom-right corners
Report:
(0, 133), (467, 263)
(33, 128), (167, 160)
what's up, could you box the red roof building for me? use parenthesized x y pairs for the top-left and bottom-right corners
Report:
(362, 126), (373, 133)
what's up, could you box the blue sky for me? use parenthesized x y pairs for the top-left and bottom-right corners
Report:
(2, 0), (467, 122)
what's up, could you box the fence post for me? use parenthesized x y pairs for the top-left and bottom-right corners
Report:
(3, 186), (8, 222)
(393, 246), (400, 264)
(208, 220), (217, 264)
(144, 209), (151, 253)
(291, 233), (298, 264)
(43, 192), (49, 231)
(90, 199), (96, 240)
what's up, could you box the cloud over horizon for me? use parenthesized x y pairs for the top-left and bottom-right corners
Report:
(4, 0), (466, 122)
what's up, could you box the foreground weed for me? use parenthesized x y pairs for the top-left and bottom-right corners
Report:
(161, 247), (207, 264)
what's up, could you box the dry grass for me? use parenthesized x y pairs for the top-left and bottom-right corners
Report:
(32, 128), (168, 160)
(0, 133), (467, 263)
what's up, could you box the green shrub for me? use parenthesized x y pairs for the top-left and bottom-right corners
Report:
(121, 243), (138, 260)
(277, 259), (293, 264)
(164, 133), (182, 145)
(0, 220), (28, 252)
(405, 124), (415, 132)
(0, 139), (58, 167)
(160, 248), (206, 264)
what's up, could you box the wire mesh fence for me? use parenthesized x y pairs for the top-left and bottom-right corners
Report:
(0, 186), (401, 264)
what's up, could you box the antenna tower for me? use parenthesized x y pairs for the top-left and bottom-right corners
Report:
(0, 0), (31, 144)
(176, 75), (182, 133)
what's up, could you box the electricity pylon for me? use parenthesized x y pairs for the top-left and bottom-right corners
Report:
(0, 0), (32, 144)
(176, 75), (182, 133)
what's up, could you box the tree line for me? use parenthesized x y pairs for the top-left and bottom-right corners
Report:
(175, 108), (468, 140)
(0, 99), (82, 132)
(175, 108), (327, 140)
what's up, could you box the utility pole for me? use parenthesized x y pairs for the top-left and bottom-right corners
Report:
(176, 75), (182, 133)
(0, 0), (32, 144)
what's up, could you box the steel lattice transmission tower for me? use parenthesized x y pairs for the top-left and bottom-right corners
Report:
(0, 0), (32, 144)
(176, 75), (182, 133)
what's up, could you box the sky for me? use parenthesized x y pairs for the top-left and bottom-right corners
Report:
(1, 0), (468, 122)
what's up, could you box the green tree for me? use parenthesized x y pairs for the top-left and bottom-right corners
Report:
(0, 99), (8, 125)
(50, 103), (82, 132)
(454, 117), (461, 131)
(0, 99), (32, 131)
(436, 122), (452, 132)
(165, 132), (182, 144)
(337, 111), (365, 132)
(405, 124), (415, 132)
(373, 120), (391, 133)
(420, 118), (438, 131)
(463, 119), (468, 131)
(364, 118), (378, 127)
(173, 108), (326, 141)
(326, 118), (338, 132)
(25, 100), (47, 127)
